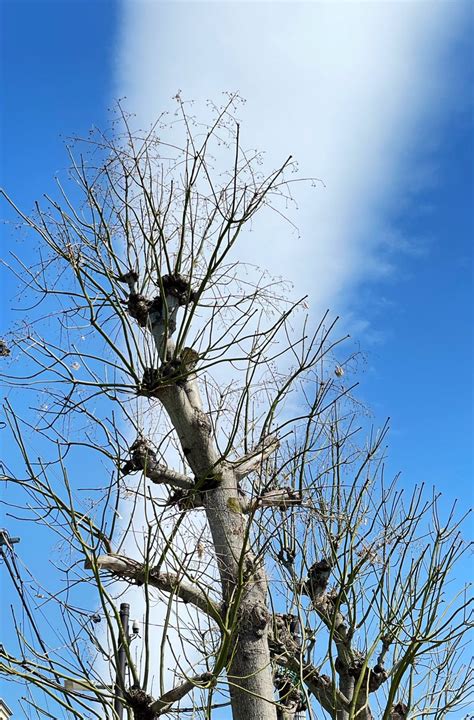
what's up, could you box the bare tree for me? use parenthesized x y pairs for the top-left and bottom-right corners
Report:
(0, 95), (472, 720)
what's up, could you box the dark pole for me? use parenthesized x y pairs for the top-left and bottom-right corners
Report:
(114, 602), (130, 720)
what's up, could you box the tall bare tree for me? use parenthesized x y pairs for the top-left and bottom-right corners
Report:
(1, 96), (472, 720)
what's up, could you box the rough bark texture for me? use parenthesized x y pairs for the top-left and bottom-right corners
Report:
(269, 615), (349, 717)
(93, 554), (223, 623)
(115, 279), (278, 718)
(154, 380), (277, 720)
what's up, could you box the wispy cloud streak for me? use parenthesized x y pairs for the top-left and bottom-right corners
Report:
(116, 1), (466, 318)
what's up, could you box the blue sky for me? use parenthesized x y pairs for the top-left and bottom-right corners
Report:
(1, 0), (473, 716)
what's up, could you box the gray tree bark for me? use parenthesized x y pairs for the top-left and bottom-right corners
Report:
(155, 379), (277, 720)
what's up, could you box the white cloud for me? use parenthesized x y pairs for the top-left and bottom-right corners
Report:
(116, 0), (466, 320)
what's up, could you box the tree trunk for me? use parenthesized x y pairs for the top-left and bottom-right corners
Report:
(156, 382), (277, 720)
(336, 673), (352, 720)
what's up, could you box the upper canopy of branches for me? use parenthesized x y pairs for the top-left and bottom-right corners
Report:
(0, 96), (472, 720)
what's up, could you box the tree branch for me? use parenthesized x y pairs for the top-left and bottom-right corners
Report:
(243, 487), (303, 513)
(149, 672), (214, 714)
(304, 560), (352, 660)
(122, 437), (194, 490)
(230, 434), (280, 479)
(269, 614), (350, 717)
(92, 554), (223, 623)
(389, 703), (408, 720)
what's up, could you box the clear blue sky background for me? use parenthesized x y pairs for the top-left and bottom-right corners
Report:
(1, 1), (473, 717)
